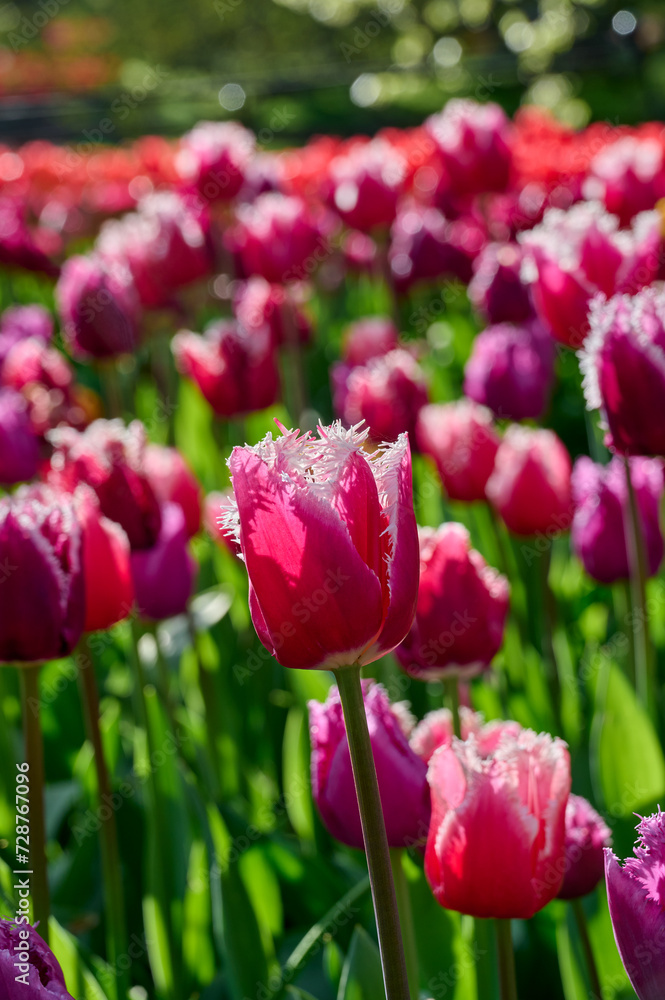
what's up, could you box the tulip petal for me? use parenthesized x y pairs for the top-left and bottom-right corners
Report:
(605, 849), (665, 1000)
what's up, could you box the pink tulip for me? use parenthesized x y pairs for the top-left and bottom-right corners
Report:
(222, 421), (419, 670)
(425, 99), (513, 198)
(131, 502), (197, 621)
(0, 387), (39, 485)
(341, 317), (399, 367)
(233, 276), (312, 347)
(416, 400), (500, 502)
(326, 139), (406, 233)
(309, 681), (430, 848)
(468, 242), (534, 325)
(585, 136), (665, 226)
(1, 338), (80, 437)
(580, 287), (665, 457)
(144, 444), (202, 539)
(177, 120), (256, 202)
(0, 304), (53, 369)
(558, 794), (611, 900)
(426, 727), (571, 918)
(172, 320), (279, 418)
(56, 254), (141, 359)
(396, 523), (509, 679)
(333, 349), (428, 444)
(409, 707), (483, 763)
(486, 426), (572, 537)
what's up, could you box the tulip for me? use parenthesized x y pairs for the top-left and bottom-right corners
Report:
(203, 490), (241, 558)
(222, 421), (419, 671)
(341, 317), (399, 367)
(585, 136), (665, 226)
(226, 192), (329, 284)
(396, 523), (509, 679)
(0, 304), (53, 369)
(558, 794), (611, 900)
(409, 706), (483, 763)
(97, 191), (213, 309)
(131, 503), (197, 621)
(74, 486), (134, 633)
(46, 419), (161, 550)
(426, 727), (571, 918)
(571, 455), (664, 584)
(233, 276), (312, 348)
(416, 400), (500, 502)
(144, 444), (202, 539)
(172, 320), (280, 418)
(605, 810), (665, 1000)
(309, 681), (430, 849)
(177, 120), (255, 202)
(463, 319), (555, 422)
(334, 349), (428, 444)
(0, 387), (39, 485)
(468, 242), (534, 325)
(0, 919), (74, 999)
(486, 426), (572, 537)
(580, 287), (665, 457)
(0, 485), (84, 663)
(1, 338), (78, 437)
(520, 202), (661, 347)
(0, 196), (60, 278)
(326, 139), (406, 233)
(56, 254), (141, 359)
(389, 202), (481, 290)
(425, 99), (513, 198)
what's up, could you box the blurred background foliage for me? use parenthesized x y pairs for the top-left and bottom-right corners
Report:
(1, 0), (665, 143)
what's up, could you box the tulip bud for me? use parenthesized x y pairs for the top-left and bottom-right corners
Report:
(0, 387), (39, 485)
(222, 422), (419, 671)
(177, 120), (256, 202)
(341, 317), (399, 367)
(309, 681), (430, 849)
(580, 287), (665, 457)
(74, 486), (134, 633)
(56, 254), (141, 359)
(571, 455), (664, 584)
(426, 727), (571, 918)
(334, 349), (428, 444)
(468, 243), (534, 325)
(46, 419), (162, 550)
(585, 136), (665, 226)
(233, 277), (312, 348)
(0, 919), (74, 999)
(463, 319), (555, 422)
(389, 202), (481, 290)
(605, 811), (665, 1000)
(416, 400), (500, 502)
(131, 503), (197, 621)
(326, 139), (406, 233)
(486, 426), (572, 537)
(173, 320), (279, 418)
(557, 794), (611, 900)
(425, 99), (513, 198)
(409, 706), (483, 763)
(0, 304), (53, 369)
(144, 444), (202, 539)
(0, 485), (84, 663)
(396, 524), (509, 679)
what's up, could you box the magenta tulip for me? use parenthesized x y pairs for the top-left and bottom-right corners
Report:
(389, 201), (481, 290)
(233, 277), (312, 347)
(131, 502), (197, 621)
(0, 919), (74, 999)
(468, 242), (534, 325)
(326, 139), (406, 233)
(586, 136), (665, 226)
(341, 317), (399, 367)
(177, 120), (255, 202)
(416, 400), (500, 502)
(0, 304), (53, 369)
(558, 794), (611, 900)
(0, 387), (39, 485)
(144, 444), (202, 539)
(425, 99), (513, 197)
(409, 707), (483, 763)
(333, 348), (428, 444)
(56, 254), (141, 359)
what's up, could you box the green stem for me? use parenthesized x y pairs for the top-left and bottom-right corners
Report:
(78, 653), (129, 1000)
(19, 664), (50, 941)
(540, 547), (563, 735)
(613, 580), (636, 688)
(390, 850), (419, 1000)
(445, 676), (461, 739)
(571, 899), (601, 999)
(333, 666), (410, 1000)
(495, 919), (518, 1000)
(624, 456), (655, 721)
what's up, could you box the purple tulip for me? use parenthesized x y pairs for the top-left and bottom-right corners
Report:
(0, 919), (74, 999)
(333, 348), (428, 444)
(0, 388), (39, 485)
(0, 304), (53, 370)
(464, 319), (555, 421)
(131, 502), (197, 621)
(389, 201), (482, 290)
(580, 286), (665, 457)
(309, 681), (430, 849)
(605, 810), (665, 1000)
(468, 242), (534, 325)
(571, 455), (664, 584)
(0, 485), (85, 663)
(56, 254), (141, 359)
(558, 794), (612, 900)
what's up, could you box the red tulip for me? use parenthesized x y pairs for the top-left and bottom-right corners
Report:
(177, 120), (255, 202)
(222, 422), (419, 670)
(486, 426), (572, 537)
(425, 726), (571, 918)
(425, 99), (513, 198)
(416, 400), (500, 502)
(144, 444), (202, 539)
(326, 139), (406, 233)
(74, 486), (133, 633)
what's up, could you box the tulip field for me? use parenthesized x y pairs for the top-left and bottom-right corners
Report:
(3, 102), (665, 1000)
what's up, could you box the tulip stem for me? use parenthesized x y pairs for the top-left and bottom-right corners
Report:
(540, 547), (563, 735)
(571, 899), (601, 999)
(390, 850), (419, 1000)
(445, 677), (461, 739)
(78, 653), (129, 1000)
(19, 663), (50, 942)
(624, 457), (656, 722)
(495, 919), (518, 1000)
(333, 666), (410, 1000)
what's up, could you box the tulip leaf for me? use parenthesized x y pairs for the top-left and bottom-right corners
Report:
(555, 907), (592, 1000)
(336, 925), (384, 1000)
(282, 705), (316, 843)
(183, 839), (217, 991)
(49, 917), (110, 1000)
(592, 660), (665, 816)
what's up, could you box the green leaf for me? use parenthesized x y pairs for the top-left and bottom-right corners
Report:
(183, 839), (217, 991)
(49, 917), (110, 1000)
(282, 706), (315, 843)
(336, 925), (384, 1000)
